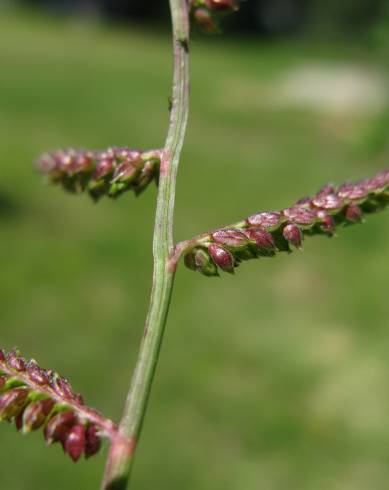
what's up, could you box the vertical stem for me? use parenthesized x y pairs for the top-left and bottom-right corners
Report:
(101, 1), (190, 489)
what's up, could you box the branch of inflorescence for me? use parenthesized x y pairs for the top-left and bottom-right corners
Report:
(168, 169), (389, 276)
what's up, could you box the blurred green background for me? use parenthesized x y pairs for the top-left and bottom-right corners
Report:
(1, 3), (389, 489)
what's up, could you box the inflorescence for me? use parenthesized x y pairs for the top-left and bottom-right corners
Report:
(0, 348), (117, 462)
(190, 0), (241, 32)
(181, 169), (389, 276)
(37, 147), (162, 201)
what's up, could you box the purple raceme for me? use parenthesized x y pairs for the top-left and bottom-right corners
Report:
(179, 169), (389, 276)
(37, 147), (162, 201)
(0, 348), (118, 462)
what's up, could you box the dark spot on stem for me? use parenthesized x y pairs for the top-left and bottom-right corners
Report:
(105, 476), (129, 490)
(178, 37), (189, 53)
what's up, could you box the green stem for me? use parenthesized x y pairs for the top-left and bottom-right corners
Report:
(101, 1), (190, 489)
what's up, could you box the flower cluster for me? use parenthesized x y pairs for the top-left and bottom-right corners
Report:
(190, 0), (241, 32)
(183, 169), (389, 276)
(0, 348), (117, 462)
(37, 147), (162, 201)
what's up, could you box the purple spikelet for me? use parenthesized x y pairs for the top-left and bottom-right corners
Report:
(282, 224), (303, 249)
(64, 424), (86, 463)
(208, 244), (235, 273)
